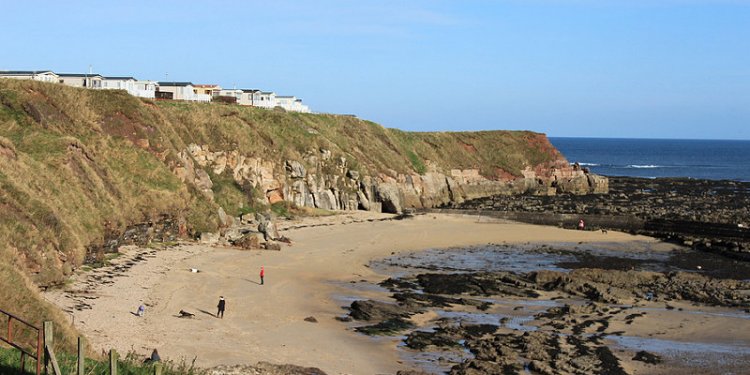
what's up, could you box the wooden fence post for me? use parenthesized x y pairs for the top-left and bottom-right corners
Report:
(36, 324), (42, 375)
(20, 352), (26, 373)
(77, 336), (85, 375)
(109, 349), (118, 375)
(43, 321), (53, 372)
(43, 321), (61, 375)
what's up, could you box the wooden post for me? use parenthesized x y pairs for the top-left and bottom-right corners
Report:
(77, 337), (85, 375)
(109, 349), (118, 375)
(43, 321), (61, 375)
(154, 362), (163, 375)
(7, 315), (11, 343)
(43, 321), (53, 374)
(36, 325), (42, 375)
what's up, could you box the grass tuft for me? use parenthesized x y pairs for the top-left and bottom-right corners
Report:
(0, 346), (207, 375)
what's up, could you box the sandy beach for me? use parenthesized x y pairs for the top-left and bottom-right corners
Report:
(44, 212), (747, 374)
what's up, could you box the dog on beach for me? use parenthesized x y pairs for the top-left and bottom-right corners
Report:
(178, 309), (195, 318)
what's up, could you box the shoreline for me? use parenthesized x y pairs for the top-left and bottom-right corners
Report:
(455, 176), (750, 265)
(45, 212), (710, 374)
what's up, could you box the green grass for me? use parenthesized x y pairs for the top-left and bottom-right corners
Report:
(406, 150), (426, 174)
(209, 170), (253, 217)
(0, 346), (206, 375)
(270, 201), (293, 219)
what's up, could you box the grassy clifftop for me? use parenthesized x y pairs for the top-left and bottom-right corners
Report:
(0, 79), (564, 349)
(152, 97), (561, 178)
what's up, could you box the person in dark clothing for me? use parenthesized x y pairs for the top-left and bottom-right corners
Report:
(217, 296), (226, 318)
(144, 349), (160, 363)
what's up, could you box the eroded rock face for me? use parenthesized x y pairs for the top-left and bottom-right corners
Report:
(285, 160), (306, 179)
(172, 143), (605, 214)
(375, 182), (405, 214)
(314, 189), (339, 211)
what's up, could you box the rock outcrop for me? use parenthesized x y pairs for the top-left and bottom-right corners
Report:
(174, 143), (607, 214)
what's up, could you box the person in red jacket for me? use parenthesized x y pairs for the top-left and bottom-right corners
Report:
(260, 266), (265, 285)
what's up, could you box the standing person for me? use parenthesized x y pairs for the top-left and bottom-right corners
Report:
(217, 296), (226, 318)
(578, 219), (585, 231)
(137, 304), (145, 317)
(260, 266), (265, 285)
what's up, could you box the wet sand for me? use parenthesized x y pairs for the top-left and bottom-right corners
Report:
(45, 212), (739, 374)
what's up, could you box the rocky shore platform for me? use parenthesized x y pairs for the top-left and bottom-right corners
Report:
(448, 176), (750, 261)
(340, 242), (750, 375)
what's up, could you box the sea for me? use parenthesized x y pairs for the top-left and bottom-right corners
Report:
(549, 137), (750, 182)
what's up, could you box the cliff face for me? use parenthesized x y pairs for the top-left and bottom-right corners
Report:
(0, 79), (605, 337)
(180, 141), (607, 216)
(0, 79), (607, 274)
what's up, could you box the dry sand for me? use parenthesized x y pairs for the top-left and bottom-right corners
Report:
(45, 212), (726, 374)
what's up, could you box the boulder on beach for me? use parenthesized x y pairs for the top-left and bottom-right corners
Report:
(231, 233), (261, 250)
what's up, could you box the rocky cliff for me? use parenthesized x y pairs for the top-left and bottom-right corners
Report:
(0, 79), (608, 277)
(178, 140), (606, 216)
(0, 79), (605, 342)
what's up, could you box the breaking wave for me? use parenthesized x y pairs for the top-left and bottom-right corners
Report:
(626, 164), (662, 169)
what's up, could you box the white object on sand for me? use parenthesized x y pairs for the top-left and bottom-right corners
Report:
(190, 268), (200, 273)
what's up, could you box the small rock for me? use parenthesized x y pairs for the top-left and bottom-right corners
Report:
(633, 350), (662, 364)
(304, 316), (318, 323)
(199, 232), (220, 244)
(263, 241), (282, 251)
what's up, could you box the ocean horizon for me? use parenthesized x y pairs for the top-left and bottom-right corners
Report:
(549, 137), (750, 182)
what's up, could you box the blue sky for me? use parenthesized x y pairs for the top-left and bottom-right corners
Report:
(2, 1), (749, 139)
